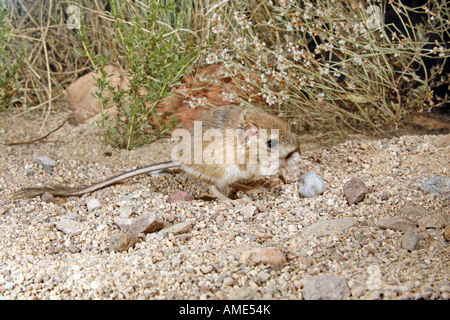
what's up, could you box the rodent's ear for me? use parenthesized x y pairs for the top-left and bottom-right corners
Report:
(243, 123), (259, 144)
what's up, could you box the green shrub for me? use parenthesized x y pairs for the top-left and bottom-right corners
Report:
(80, 0), (200, 149)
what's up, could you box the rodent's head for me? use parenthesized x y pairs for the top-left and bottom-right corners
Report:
(243, 109), (301, 176)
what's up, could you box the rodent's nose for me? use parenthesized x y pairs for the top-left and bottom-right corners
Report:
(285, 149), (301, 162)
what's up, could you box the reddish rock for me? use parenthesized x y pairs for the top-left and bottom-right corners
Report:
(114, 211), (164, 235)
(66, 64), (267, 131)
(167, 189), (194, 203)
(67, 65), (124, 124)
(343, 178), (368, 205)
(239, 246), (286, 267)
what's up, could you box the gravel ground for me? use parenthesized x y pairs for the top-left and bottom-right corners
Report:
(0, 112), (449, 300)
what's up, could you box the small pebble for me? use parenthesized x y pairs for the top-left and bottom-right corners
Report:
(239, 246), (286, 267)
(401, 230), (420, 251)
(297, 172), (327, 198)
(418, 213), (449, 229)
(239, 204), (257, 219)
(86, 198), (101, 211)
(128, 212), (165, 235)
(160, 222), (192, 235)
(301, 217), (357, 236)
(378, 216), (417, 231)
(419, 176), (450, 196)
(200, 265), (213, 274)
(35, 156), (56, 167)
(34, 156), (56, 175)
(109, 232), (138, 252)
(167, 190), (194, 203)
(444, 225), (450, 241)
(303, 275), (350, 300)
(41, 192), (56, 203)
(380, 191), (390, 201)
(401, 202), (428, 216)
(55, 219), (86, 236)
(343, 178), (368, 205)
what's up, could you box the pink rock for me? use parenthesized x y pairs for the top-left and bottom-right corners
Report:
(167, 189), (194, 203)
(343, 178), (368, 205)
(115, 212), (164, 236)
(239, 246), (286, 267)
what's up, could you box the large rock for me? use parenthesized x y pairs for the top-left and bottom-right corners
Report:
(66, 64), (265, 130)
(67, 65), (123, 124)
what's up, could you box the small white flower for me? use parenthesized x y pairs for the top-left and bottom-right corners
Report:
(317, 92), (325, 102)
(234, 11), (252, 28)
(206, 53), (218, 64)
(286, 22), (293, 31)
(187, 96), (208, 109)
(319, 63), (330, 75)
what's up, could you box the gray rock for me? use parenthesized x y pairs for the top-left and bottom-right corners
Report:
(417, 213), (449, 229)
(239, 204), (257, 219)
(419, 176), (450, 195)
(378, 216), (417, 231)
(401, 202), (428, 216)
(380, 191), (390, 201)
(35, 156), (56, 167)
(118, 206), (133, 218)
(114, 215), (133, 231)
(401, 230), (420, 251)
(301, 217), (357, 236)
(160, 222), (192, 235)
(41, 192), (56, 203)
(62, 211), (86, 222)
(303, 275), (350, 300)
(115, 211), (164, 236)
(297, 172), (327, 198)
(55, 218), (86, 236)
(109, 232), (138, 252)
(86, 198), (101, 211)
(343, 178), (368, 205)
(35, 156), (56, 175)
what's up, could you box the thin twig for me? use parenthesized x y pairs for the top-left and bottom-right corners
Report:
(4, 118), (68, 146)
(39, 0), (54, 135)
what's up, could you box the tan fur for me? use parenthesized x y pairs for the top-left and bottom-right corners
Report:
(18, 105), (301, 205)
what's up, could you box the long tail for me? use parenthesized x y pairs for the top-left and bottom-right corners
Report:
(16, 161), (180, 198)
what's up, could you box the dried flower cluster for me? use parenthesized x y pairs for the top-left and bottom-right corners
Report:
(203, 0), (449, 138)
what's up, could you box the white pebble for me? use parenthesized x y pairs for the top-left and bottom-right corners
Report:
(86, 198), (101, 211)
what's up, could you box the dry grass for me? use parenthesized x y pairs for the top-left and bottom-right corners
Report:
(1, 0), (449, 142)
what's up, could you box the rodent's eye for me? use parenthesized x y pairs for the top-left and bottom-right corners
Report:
(266, 140), (278, 148)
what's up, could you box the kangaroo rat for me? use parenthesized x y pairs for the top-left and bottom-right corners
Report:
(17, 105), (301, 205)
